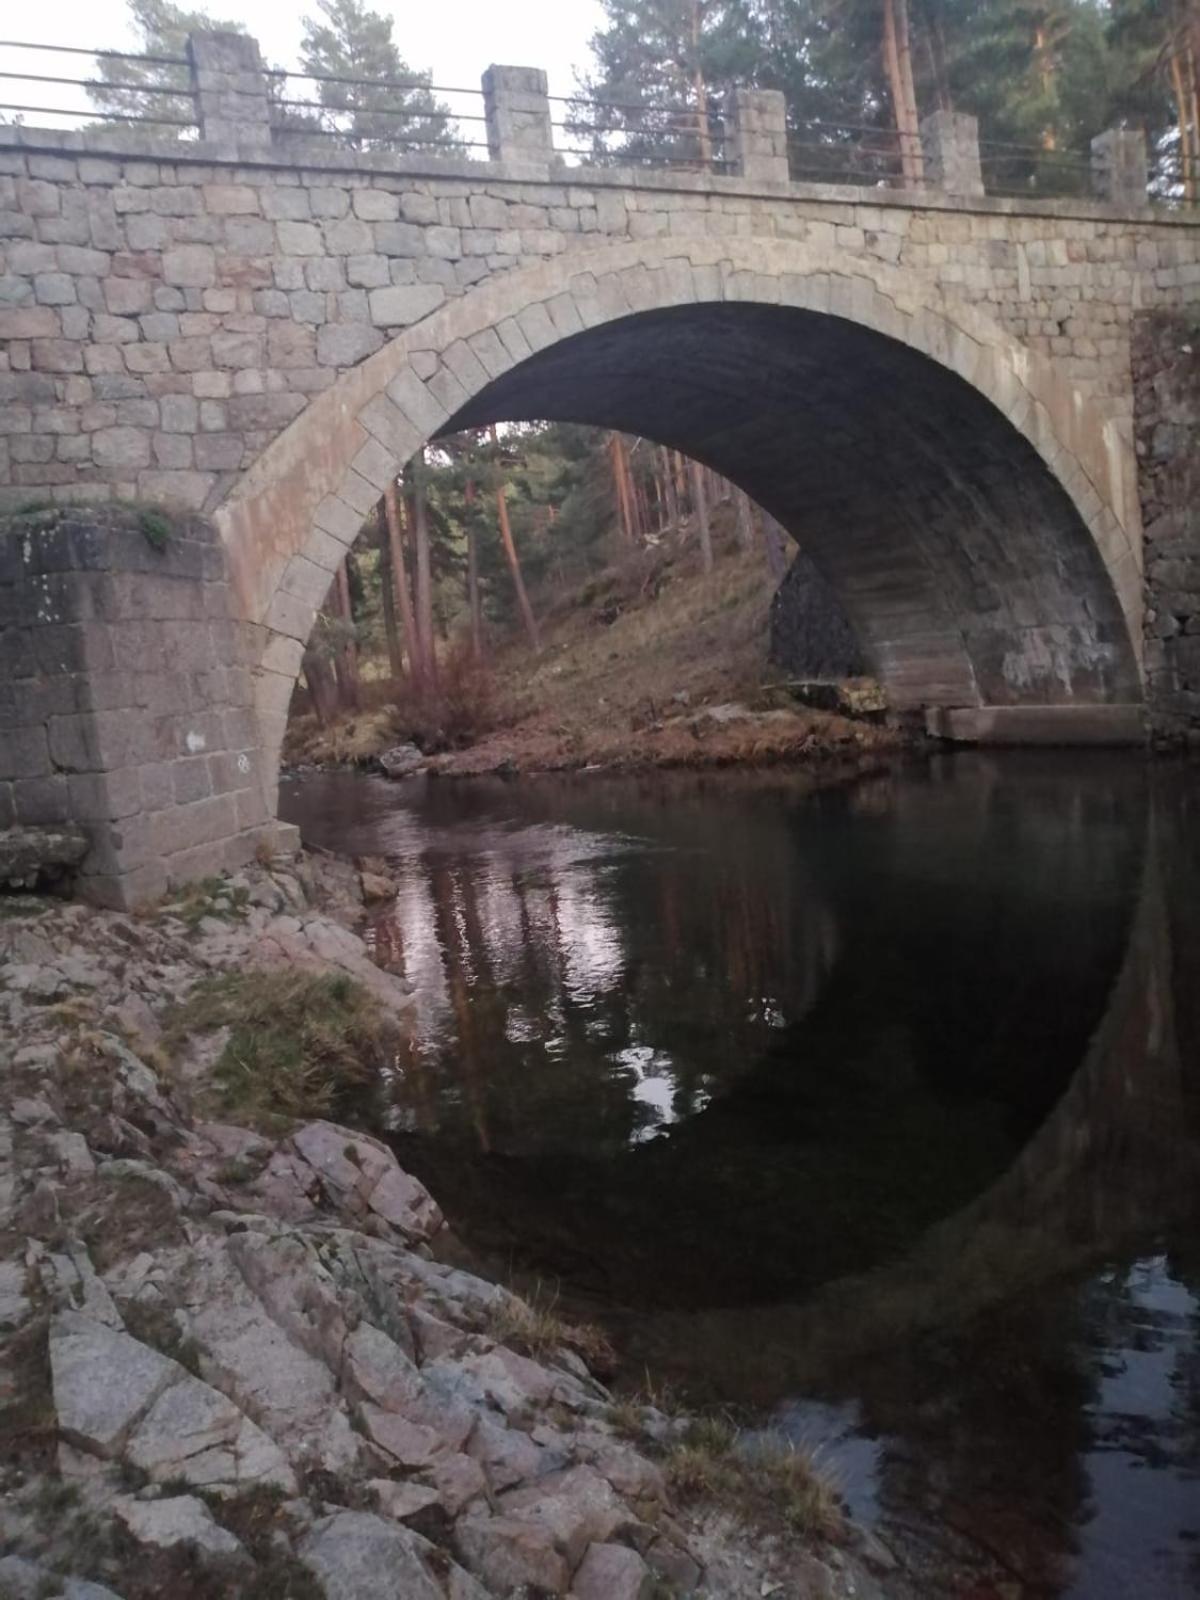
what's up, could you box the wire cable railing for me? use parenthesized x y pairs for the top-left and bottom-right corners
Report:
(264, 65), (488, 156)
(0, 39), (199, 132)
(785, 119), (922, 187)
(551, 92), (733, 172)
(0, 38), (1190, 206)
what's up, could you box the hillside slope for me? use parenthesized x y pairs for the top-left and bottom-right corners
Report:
(285, 526), (901, 776)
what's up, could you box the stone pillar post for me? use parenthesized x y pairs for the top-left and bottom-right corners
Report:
(1092, 128), (1148, 210)
(920, 110), (983, 198)
(482, 66), (554, 171)
(728, 88), (789, 183)
(187, 31), (273, 152)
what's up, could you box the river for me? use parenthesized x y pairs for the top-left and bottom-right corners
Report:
(281, 753), (1200, 1599)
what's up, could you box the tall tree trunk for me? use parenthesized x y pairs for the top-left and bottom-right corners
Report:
(1169, 4), (1200, 201)
(1034, 24), (1057, 151)
(610, 433), (635, 543)
(690, 0), (713, 169)
(735, 487), (754, 551)
(883, 0), (925, 185)
(383, 478), (422, 688)
(406, 453), (437, 689)
(660, 445), (680, 533)
(303, 647), (339, 726)
(920, 0), (952, 111)
(332, 557), (360, 712)
(761, 512), (789, 581)
(377, 519), (404, 682)
(465, 478), (485, 663)
(689, 457), (713, 573)
(489, 424), (540, 652)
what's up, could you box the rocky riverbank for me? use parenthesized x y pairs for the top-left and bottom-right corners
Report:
(0, 851), (900, 1600)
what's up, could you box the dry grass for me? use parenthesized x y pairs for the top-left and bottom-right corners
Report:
(489, 1286), (617, 1376)
(284, 643), (507, 768)
(164, 968), (395, 1126)
(665, 1418), (846, 1544)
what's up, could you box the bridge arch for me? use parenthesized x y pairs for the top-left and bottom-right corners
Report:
(213, 237), (1145, 798)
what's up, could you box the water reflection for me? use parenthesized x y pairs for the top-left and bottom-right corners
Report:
(281, 755), (1200, 1598)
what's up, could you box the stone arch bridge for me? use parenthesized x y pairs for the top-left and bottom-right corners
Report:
(2, 31), (1199, 904)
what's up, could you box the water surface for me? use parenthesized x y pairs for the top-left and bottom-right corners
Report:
(282, 755), (1200, 1597)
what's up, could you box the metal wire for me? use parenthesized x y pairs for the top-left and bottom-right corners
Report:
(268, 123), (490, 150)
(0, 70), (192, 96)
(0, 40), (187, 65)
(270, 94), (484, 123)
(266, 66), (482, 99)
(0, 100), (196, 125)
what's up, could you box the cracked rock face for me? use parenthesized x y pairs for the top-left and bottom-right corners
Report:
(0, 855), (881, 1600)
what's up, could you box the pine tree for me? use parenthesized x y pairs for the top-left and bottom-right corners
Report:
(295, 0), (458, 152)
(87, 0), (247, 130)
(576, 0), (760, 168)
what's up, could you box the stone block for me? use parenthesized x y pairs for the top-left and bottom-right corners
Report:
(368, 284), (445, 328)
(93, 427), (152, 472)
(12, 774), (71, 825)
(276, 220), (323, 256)
(163, 246), (216, 288)
(0, 724), (51, 781)
(316, 322), (384, 367)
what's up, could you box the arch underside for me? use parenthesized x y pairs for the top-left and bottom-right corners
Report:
(442, 304), (1141, 710)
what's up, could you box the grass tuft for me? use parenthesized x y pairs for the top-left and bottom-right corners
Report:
(664, 1419), (845, 1543)
(165, 967), (395, 1125)
(160, 875), (250, 931)
(488, 1286), (617, 1375)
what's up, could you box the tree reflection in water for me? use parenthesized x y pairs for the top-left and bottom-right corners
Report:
(281, 756), (1200, 1599)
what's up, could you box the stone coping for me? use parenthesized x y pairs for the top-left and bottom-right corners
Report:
(4, 121), (1198, 229)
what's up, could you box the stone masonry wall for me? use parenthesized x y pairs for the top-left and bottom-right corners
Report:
(1135, 311), (1200, 740)
(2, 128), (1200, 513)
(0, 505), (275, 905)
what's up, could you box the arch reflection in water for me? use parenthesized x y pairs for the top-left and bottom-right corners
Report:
(282, 756), (1200, 1600)
(281, 755), (1146, 1309)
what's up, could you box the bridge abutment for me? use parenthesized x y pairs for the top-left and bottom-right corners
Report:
(0, 505), (281, 907)
(1135, 311), (1200, 743)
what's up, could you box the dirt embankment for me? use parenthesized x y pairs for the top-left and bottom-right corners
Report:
(285, 532), (909, 779)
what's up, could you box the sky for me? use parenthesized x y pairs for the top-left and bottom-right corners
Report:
(0, 0), (606, 125)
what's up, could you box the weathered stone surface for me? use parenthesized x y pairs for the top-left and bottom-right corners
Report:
(571, 1541), (652, 1600)
(298, 1510), (444, 1600)
(113, 1494), (249, 1563)
(124, 1369), (297, 1491)
(500, 1465), (630, 1570)
(49, 1310), (177, 1455)
(454, 1513), (571, 1596)
(0, 825), (88, 889)
(378, 743), (425, 779)
(287, 1121), (443, 1241)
